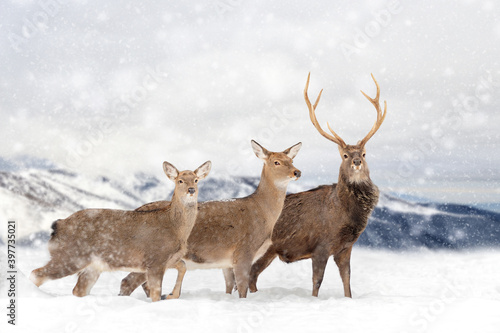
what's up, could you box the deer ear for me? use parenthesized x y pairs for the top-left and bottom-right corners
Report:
(195, 161), (211, 180)
(283, 142), (302, 159)
(163, 162), (179, 181)
(251, 140), (269, 160)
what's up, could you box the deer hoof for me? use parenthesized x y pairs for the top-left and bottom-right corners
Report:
(163, 293), (179, 300)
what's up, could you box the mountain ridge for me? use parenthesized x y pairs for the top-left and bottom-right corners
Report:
(0, 167), (498, 250)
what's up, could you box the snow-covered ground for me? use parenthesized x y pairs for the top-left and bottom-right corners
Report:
(1, 247), (499, 333)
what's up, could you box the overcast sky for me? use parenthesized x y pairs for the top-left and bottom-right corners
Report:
(1, 0), (499, 203)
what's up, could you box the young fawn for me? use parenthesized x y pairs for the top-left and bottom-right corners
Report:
(30, 161), (211, 302)
(247, 73), (387, 297)
(119, 140), (302, 299)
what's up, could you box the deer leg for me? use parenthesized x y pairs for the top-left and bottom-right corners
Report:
(164, 260), (187, 300)
(311, 252), (329, 297)
(334, 246), (353, 298)
(135, 280), (151, 298)
(249, 245), (278, 293)
(222, 268), (236, 294)
(146, 268), (165, 302)
(73, 266), (101, 297)
(141, 280), (151, 298)
(30, 255), (90, 287)
(233, 252), (254, 298)
(119, 272), (147, 296)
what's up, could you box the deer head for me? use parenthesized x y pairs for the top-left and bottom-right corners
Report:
(164, 160), (212, 204)
(251, 140), (302, 189)
(304, 73), (387, 183)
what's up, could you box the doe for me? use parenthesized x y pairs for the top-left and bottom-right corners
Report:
(119, 140), (302, 299)
(30, 161), (211, 302)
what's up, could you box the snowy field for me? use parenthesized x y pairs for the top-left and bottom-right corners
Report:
(1, 247), (499, 333)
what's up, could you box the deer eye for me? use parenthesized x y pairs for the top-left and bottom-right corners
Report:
(362, 153), (366, 157)
(194, 179), (198, 183)
(178, 180), (183, 184)
(343, 154), (348, 159)
(274, 161), (280, 165)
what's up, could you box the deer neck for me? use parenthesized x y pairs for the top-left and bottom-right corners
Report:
(337, 169), (372, 187)
(336, 169), (379, 219)
(253, 168), (288, 213)
(169, 193), (198, 237)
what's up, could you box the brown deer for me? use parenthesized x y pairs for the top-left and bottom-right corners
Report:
(119, 140), (302, 299)
(30, 160), (211, 302)
(246, 73), (387, 297)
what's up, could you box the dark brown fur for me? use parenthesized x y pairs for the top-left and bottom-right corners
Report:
(246, 73), (386, 297)
(248, 148), (379, 297)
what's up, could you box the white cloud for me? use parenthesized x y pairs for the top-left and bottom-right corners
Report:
(0, 0), (499, 201)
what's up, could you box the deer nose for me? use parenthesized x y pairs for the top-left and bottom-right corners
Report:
(188, 188), (196, 195)
(353, 159), (362, 166)
(294, 170), (301, 178)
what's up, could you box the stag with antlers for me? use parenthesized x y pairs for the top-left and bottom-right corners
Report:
(246, 73), (387, 297)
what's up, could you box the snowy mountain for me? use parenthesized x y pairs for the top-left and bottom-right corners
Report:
(0, 166), (269, 242)
(363, 195), (500, 250)
(0, 167), (499, 249)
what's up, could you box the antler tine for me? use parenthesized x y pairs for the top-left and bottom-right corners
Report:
(304, 73), (346, 147)
(358, 73), (387, 147)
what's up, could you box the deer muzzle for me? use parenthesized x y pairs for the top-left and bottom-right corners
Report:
(352, 158), (362, 171)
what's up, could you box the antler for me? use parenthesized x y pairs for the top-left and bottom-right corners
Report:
(358, 73), (387, 147)
(304, 73), (346, 148)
